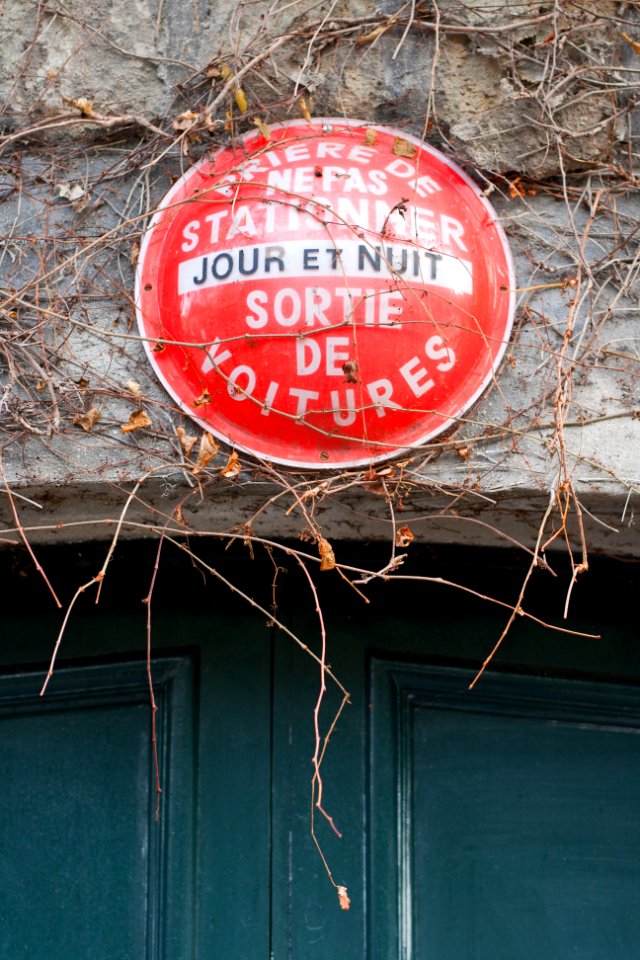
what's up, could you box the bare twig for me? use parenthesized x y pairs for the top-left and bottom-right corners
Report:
(0, 461), (61, 608)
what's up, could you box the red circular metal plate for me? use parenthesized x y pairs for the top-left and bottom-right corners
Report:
(136, 119), (514, 468)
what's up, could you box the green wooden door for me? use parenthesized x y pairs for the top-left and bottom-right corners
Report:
(0, 659), (194, 958)
(1, 588), (273, 960)
(369, 664), (640, 958)
(273, 553), (640, 959)
(2, 545), (639, 958)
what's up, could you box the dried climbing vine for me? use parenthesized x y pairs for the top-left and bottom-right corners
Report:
(2, 0), (640, 904)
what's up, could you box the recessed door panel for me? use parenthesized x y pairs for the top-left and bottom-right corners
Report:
(0, 659), (194, 960)
(371, 663), (640, 959)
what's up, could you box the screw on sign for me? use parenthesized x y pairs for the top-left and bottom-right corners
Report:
(136, 119), (514, 469)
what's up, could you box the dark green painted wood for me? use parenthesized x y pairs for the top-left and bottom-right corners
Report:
(0, 658), (194, 960)
(0, 599), (273, 960)
(271, 634), (365, 960)
(276, 567), (640, 960)
(371, 663), (640, 959)
(2, 543), (640, 960)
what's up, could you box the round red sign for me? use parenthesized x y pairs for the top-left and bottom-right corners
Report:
(136, 119), (514, 469)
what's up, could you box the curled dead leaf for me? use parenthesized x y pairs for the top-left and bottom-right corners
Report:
(193, 389), (211, 407)
(508, 177), (523, 198)
(121, 408), (152, 433)
(318, 537), (336, 571)
(219, 451), (241, 478)
(172, 109), (200, 131)
(73, 407), (101, 431)
(234, 87), (248, 113)
(177, 426), (197, 458)
(76, 97), (93, 116)
(127, 380), (142, 396)
(356, 20), (395, 44)
(242, 522), (254, 559)
(174, 504), (189, 526)
(507, 176), (537, 199)
(363, 466), (394, 496)
(392, 137), (416, 159)
(64, 95), (94, 116)
(363, 128), (377, 146)
(55, 182), (85, 203)
(622, 31), (640, 54)
(395, 525), (414, 548)
(341, 360), (358, 384)
(337, 886), (350, 911)
(130, 241), (140, 268)
(253, 117), (271, 139)
(194, 432), (220, 472)
(299, 96), (312, 122)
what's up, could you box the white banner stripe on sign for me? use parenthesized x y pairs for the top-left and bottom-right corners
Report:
(177, 239), (473, 297)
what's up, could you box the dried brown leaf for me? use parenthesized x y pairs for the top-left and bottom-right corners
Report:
(121, 408), (152, 433)
(508, 177), (536, 199)
(242, 522), (254, 559)
(234, 87), (248, 113)
(622, 31), (640, 53)
(363, 128), (377, 146)
(73, 407), (101, 431)
(177, 426), (198, 458)
(253, 117), (271, 139)
(337, 886), (350, 911)
(395, 526), (414, 548)
(356, 23), (390, 43)
(55, 182), (85, 202)
(341, 360), (358, 383)
(393, 137), (416, 158)
(173, 110), (200, 131)
(219, 450), (241, 478)
(77, 97), (93, 115)
(299, 96), (312, 122)
(193, 389), (211, 407)
(318, 537), (336, 571)
(363, 466), (394, 496)
(64, 95), (94, 116)
(194, 432), (220, 471)
(174, 504), (189, 526)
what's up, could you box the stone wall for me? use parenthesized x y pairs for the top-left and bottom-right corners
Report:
(1, 1), (639, 559)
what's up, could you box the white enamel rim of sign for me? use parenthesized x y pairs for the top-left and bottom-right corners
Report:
(135, 118), (516, 470)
